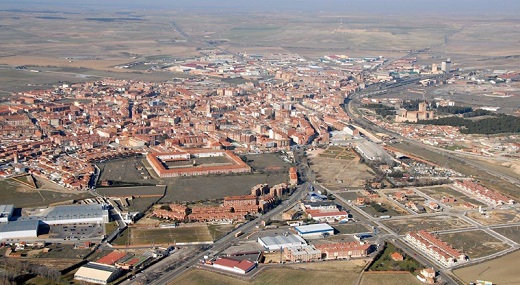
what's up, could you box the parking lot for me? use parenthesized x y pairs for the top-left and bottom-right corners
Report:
(49, 223), (104, 241)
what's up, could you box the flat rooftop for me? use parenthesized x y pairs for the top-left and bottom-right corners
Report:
(295, 223), (334, 234)
(0, 219), (39, 233)
(258, 234), (306, 247)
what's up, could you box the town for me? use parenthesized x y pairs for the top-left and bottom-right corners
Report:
(1, 2), (520, 285)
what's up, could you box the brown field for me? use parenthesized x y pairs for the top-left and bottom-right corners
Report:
(310, 156), (375, 190)
(454, 250), (520, 285)
(360, 273), (423, 285)
(381, 215), (471, 234)
(493, 226), (520, 244)
(468, 210), (520, 226)
(0, 178), (92, 208)
(437, 230), (510, 259)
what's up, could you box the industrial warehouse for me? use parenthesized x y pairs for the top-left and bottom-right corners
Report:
(0, 204), (109, 241)
(146, 149), (251, 178)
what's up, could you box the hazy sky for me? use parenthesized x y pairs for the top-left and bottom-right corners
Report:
(1, 0), (520, 15)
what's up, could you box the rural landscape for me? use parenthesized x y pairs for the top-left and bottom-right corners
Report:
(0, 1), (519, 285)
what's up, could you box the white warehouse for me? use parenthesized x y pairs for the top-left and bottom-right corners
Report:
(0, 220), (39, 241)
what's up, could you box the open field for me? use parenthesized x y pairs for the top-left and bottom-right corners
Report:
(454, 250), (520, 285)
(287, 259), (366, 271)
(318, 146), (357, 160)
(0, 179), (92, 208)
(390, 142), (520, 200)
(360, 273), (423, 285)
(128, 225), (213, 245)
(420, 186), (485, 209)
(97, 157), (154, 186)
(493, 226), (520, 244)
(96, 186), (166, 198)
(242, 152), (293, 172)
(207, 224), (235, 241)
(468, 209), (520, 226)
(381, 215), (471, 234)
(161, 172), (287, 203)
(360, 199), (409, 218)
(98, 155), (288, 203)
(438, 230), (509, 259)
(310, 156), (375, 190)
(334, 223), (372, 235)
(170, 265), (360, 285)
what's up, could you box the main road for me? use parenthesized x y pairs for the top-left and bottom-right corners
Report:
(134, 148), (311, 285)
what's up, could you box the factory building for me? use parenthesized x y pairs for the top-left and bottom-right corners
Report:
(0, 220), (39, 240)
(38, 204), (109, 225)
(294, 223), (335, 239)
(258, 234), (307, 252)
(74, 262), (121, 285)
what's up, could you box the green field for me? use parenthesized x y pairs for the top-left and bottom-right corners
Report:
(207, 224), (235, 241)
(368, 243), (421, 273)
(129, 225), (213, 245)
(334, 223), (372, 235)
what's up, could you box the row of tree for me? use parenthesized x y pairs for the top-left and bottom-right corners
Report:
(418, 114), (520, 134)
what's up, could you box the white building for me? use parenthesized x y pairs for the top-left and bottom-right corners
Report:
(258, 234), (307, 251)
(294, 224), (335, 239)
(0, 220), (39, 240)
(74, 262), (121, 285)
(38, 204), (109, 225)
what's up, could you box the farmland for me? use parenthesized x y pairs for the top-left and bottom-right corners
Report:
(360, 273), (423, 285)
(454, 250), (520, 285)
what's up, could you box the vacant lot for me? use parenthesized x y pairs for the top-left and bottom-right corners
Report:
(468, 210), (520, 226)
(454, 250), (520, 285)
(492, 226), (520, 244)
(242, 152), (293, 172)
(129, 225), (213, 245)
(420, 186), (484, 208)
(0, 179), (92, 208)
(382, 215), (471, 234)
(207, 224), (235, 241)
(161, 172), (287, 203)
(96, 185), (165, 198)
(98, 155), (289, 203)
(170, 265), (360, 285)
(97, 157), (155, 186)
(318, 147), (357, 160)
(360, 201), (408, 218)
(438, 230), (509, 259)
(334, 223), (372, 235)
(310, 156), (375, 190)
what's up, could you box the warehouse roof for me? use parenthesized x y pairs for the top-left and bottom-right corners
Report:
(75, 262), (119, 282)
(0, 220), (39, 233)
(295, 223), (334, 234)
(258, 234), (306, 247)
(43, 204), (105, 221)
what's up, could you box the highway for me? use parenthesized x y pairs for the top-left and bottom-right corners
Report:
(345, 85), (520, 188)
